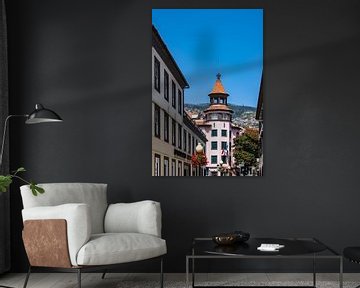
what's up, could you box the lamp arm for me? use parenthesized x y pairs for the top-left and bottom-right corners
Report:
(0, 114), (28, 169)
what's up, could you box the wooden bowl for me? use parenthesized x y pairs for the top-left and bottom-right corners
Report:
(212, 234), (237, 245)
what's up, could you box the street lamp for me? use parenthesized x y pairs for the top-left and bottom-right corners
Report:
(191, 143), (207, 176)
(196, 143), (203, 176)
(195, 142), (204, 154)
(217, 160), (232, 176)
(217, 160), (225, 176)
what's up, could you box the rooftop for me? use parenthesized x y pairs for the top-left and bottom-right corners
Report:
(204, 104), (233, 113)
(194, 119), (212, 126)
(183, 112), (208, 142)
(209, 73), (229, 96)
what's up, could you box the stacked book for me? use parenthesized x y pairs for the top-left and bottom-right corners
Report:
(257, 243), (285, 252)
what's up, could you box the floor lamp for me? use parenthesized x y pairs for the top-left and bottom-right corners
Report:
(0, 103), (62, 288)
(0, 104), (63, 167)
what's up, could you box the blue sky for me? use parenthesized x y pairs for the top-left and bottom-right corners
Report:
(152, 9), (263, 107)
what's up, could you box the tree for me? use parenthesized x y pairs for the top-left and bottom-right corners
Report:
(233, 128), (260, 167)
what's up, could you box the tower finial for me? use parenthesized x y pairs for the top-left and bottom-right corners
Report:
(216, 73), (221, 80)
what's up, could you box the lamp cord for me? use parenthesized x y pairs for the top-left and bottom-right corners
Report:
(0, 114), (28, 170)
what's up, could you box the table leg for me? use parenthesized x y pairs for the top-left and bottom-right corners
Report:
(192, 246), (195, 288)
(192, 257), (195, 288)
(186, 257), (189, 288)
(339, 257), (343, 288)
(313, 254), (316, 287)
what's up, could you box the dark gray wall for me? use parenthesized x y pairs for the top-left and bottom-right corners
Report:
(5, 0), (360, 272)
(0, 0), (10, 274)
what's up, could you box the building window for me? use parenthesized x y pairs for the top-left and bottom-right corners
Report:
(172, 81), (176, 108)
(211, 129), (218, 137)
(171, 159), (176, 176)
(164, 157), (169, 176)
(211, 155), (217, 164)
(188, 134), (191, 153)
(221, 141), (227, 150)
(221, 129), (227, 137)
(164, 113), (169, 142)
(192, 136), (195, 154)
(164, 70), (169, 101)
(154, 56), (160, 93)
(183, 129), (187, 151)
(178, 124), (182, 149)
(178, 161), (182, 176)
(210, 114), (218, 120)
(211, 141), (218, 150)
(154, 154), (161, 176)
(178, 89), (182, 115)
(154, 105), (160, 138)
(172, 118), (176, 146)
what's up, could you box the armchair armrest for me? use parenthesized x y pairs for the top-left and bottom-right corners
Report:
(104, 200), (162, 237)
(22, 203), (91, 266)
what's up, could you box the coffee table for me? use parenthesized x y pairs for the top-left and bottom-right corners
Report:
(186, 237), (343, 288)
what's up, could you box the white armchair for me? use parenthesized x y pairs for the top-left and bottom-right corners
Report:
(20, 183), (166, 288)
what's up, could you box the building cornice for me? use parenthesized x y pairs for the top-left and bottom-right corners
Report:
(183, 113), (207, 143)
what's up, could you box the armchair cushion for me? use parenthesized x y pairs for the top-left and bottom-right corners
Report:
(22, 203), (91, 266)
(76, 233), (166, 266)
(21, 183), (108, 234)
(104, 200), (162, 237)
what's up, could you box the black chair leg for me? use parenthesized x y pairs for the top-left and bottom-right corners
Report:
(23, 266), (31, 288)
(101, 270), (107, 279)
(77, 268), (81, 288)
(160, 257), (164, 288)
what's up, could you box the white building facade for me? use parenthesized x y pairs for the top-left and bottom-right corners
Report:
(152, 26), (207, 176)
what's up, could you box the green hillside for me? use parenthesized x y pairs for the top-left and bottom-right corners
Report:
(185, 103), (256, 118)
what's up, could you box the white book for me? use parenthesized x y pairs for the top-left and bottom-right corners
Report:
(257, 243), (285, 251)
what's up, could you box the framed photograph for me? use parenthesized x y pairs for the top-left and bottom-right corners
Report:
(152, 9), (263, 176)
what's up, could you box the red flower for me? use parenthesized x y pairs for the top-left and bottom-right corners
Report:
(191, 152), (208, 167)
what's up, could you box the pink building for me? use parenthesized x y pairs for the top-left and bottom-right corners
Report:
(195, 74), (243, 176)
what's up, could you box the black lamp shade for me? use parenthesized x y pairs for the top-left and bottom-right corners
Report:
(25, 104), (63, 124)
